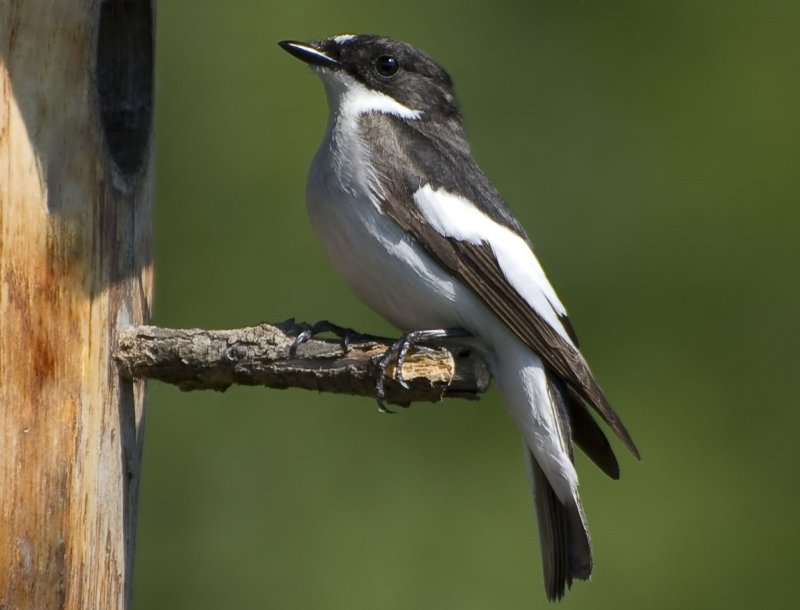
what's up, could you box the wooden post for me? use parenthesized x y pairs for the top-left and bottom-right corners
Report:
(1, 1), (154, 608)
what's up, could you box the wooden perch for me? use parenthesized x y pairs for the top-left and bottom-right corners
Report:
(115, 321), (491, 406)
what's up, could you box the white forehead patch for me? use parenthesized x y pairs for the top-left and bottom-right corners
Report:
(333, 34), (356, 44)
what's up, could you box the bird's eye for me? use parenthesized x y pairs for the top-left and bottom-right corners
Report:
(374, 54), (399, 77)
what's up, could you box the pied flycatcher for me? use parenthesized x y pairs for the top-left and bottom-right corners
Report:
(279, 34), (639, 601)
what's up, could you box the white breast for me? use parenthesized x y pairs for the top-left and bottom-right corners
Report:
(306, 130), (460, 331)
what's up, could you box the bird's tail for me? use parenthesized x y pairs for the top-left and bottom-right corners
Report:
(524, 446), (592, 601)
(489, 338), (593, 600)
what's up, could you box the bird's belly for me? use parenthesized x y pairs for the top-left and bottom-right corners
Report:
(306, 182), (461, 332)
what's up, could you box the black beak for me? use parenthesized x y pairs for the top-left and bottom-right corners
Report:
(278, 40), (339, 68)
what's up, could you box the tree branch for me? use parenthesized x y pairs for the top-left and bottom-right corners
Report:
(115, 320), (491, 406)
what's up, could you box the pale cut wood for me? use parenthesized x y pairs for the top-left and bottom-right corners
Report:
(115, 322), (491, 404)
(1, 2), (154, 609)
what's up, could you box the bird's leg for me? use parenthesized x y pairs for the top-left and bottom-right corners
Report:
(289, 320), (365, 356)
(375, 328), (472, 413)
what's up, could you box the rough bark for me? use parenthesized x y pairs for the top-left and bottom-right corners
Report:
(116, 321), (491, 406)
(0, 2), (154, 609)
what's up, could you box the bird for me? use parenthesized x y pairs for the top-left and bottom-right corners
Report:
(278, 34), (639, 600)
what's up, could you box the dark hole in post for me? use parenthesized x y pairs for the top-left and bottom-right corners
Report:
(96, 0), (154, 176)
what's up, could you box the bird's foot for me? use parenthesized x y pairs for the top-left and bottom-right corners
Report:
(289, 320), (363, 357)
(374, 328), (472, 413)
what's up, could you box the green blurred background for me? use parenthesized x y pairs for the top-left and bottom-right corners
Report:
(133, 1), (800, 608)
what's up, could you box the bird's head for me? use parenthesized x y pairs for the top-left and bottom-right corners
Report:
(279, 34), (460, 121)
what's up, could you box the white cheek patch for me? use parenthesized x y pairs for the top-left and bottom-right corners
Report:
(343, 84), (423, 120)
(321, 71), (422, 121)
(413, 184), (573, 344)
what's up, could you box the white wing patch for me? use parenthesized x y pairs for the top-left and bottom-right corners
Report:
(413, 184), (574, 345)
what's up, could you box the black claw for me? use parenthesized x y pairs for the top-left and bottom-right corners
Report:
(374, 363), (396, 414)
(289, 320), (361, 356)
(375, 343), (400, 413)
(376, 397), (395, 414)
(289, 326), (313, 357)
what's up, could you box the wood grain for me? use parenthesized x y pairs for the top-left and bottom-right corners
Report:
(0, 2), (154, 608)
